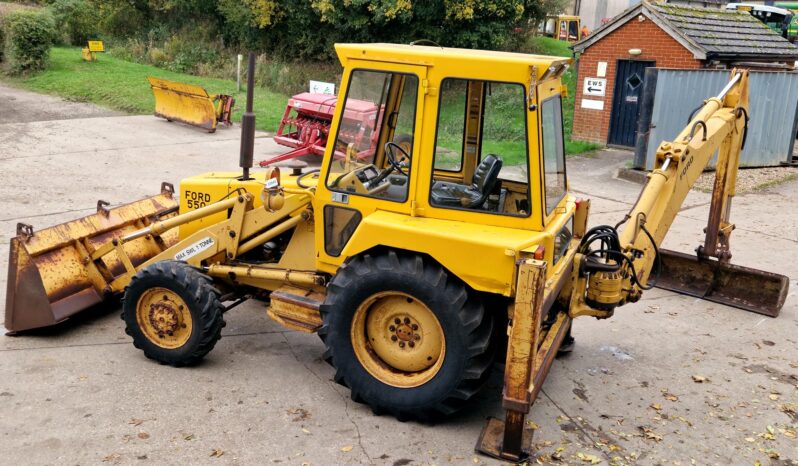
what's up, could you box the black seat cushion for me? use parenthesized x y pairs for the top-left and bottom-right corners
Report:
(431, 154), (503, 208)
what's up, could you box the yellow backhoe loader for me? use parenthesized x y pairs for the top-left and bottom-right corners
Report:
(5, 47), (788, 462)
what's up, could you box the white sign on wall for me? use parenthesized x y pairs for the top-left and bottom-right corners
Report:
(581, 99), (605, 111)
(583, 77), (606, 97)
(310, 80), (335, 95)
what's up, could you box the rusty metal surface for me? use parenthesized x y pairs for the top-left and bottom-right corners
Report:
(5, 191), (178, 333)
(475, 416), (534, 462)
(266, 285), (325, 333)
(656, 249), (788, 317)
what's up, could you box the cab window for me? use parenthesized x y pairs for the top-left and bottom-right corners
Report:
(429, 79), (530, 217)
(541, 95), (566, 215)
(325, 69), (418, 203)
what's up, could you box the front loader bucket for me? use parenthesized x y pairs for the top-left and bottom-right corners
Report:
(5, 185), (179, 333)
(655, 249), (789, 317)
(148, 77), (218, 132)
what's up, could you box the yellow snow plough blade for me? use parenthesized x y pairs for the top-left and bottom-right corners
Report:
(148, 77), (220, 132)
(4, 184), (179, 333)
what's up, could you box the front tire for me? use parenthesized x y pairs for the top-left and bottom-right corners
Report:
(319, 250), (495, 421)
(122, 261), (225, 366)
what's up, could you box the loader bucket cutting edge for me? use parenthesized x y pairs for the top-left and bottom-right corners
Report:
(4, 190), (179, 333)
(655, 249), (789, 317)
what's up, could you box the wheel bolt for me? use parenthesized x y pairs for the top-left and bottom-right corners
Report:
(389, 325), (396, 331)
(411, 324), (418, 330)
(391, 335), (398, 342)
(399, 342), (405, 348)
(414, 334), (420, 341)
(394, 318), (401, 325)
(409, 341), (415, 348)
(403, 317), (410, 324)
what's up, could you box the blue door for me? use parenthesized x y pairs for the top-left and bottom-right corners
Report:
(608, 59), (654, 147)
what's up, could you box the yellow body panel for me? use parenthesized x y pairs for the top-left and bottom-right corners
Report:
(310, 44), (573, 294)
(147, 77), (218, 132)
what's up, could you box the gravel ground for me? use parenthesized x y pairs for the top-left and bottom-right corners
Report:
(693, 165), (798, 194)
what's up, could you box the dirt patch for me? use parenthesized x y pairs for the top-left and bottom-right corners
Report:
(0, 84), (121, 124)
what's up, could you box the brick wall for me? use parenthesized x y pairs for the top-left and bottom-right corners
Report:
(572, 15), (703, 145)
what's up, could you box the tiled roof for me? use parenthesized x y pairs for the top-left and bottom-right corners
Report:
(652, 3), (798, 59)
(573, 1), (798, 61)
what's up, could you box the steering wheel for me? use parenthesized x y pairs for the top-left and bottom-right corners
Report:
(384, 141), (411, 176)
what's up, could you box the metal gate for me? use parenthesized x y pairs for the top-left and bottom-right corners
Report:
(608, 59), (655, 147)
(635, 68), (798, 169)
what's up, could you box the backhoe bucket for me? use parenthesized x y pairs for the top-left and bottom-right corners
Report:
(5, 184), (179, 333)
(655, 249), (789, 317)
(148, 77), (220, 132)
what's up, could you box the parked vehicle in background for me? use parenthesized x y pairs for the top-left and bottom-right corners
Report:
(775, 2), (798, 39)
(726, 3), (795, 41)
(539, 15), (583, 42)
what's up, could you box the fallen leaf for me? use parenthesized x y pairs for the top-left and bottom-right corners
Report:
(129, 418), (144, 426)
(301, 428), (311, 434)
(210, 449), (224, 458)
(650, 403), (662, 411)
(576, 452), (601, 464)
(692, 375), (707, 383)
(639, 426), (663, 442)
(769, 394), (780, 401)
(526, 420), (540, 429)
(340, 445), (353, 453)
(745, 437), (756, 443)
(102, 453), (121, 463)
(137, 432), (150, 440)
(183, 433), (195, 441)
(784, 430), (796, 439)
(663, 392), (679, 402)
(551, 447), (565, 460)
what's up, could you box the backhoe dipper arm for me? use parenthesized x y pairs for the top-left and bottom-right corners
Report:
(619, 70), (748, 289)
(570, 70), (749, 317)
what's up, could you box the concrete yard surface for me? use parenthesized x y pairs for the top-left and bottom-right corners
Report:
(0, 86), (796, 465)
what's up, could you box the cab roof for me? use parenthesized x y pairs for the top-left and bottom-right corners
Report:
(334, 43), (571, 80)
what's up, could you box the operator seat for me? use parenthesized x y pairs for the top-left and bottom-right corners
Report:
(431, 154), (503, 208)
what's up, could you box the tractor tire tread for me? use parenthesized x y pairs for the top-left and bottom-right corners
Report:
(319, 250), (495, 422)
(122, 261), (224, 367)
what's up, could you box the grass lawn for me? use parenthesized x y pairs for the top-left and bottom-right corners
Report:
(5, 47), (289, 132)
(5, 43), (599, 157)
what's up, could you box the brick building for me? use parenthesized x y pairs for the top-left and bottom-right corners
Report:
(571, 2), (798, 147)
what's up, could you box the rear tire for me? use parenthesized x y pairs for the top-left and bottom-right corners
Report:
(122, 261), (225, 366)
(319, 250), (495, 421)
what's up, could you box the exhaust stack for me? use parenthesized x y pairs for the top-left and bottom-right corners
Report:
(239, 52), (256, 180)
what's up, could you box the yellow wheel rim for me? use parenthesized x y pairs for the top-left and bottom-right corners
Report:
(351, 291), (445, 388)
(135, 287), (193, 349)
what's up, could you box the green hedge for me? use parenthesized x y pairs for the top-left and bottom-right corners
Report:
(48, 0), (100, 46)
(4, 10), (55, 74)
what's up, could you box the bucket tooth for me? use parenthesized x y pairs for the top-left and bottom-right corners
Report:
(4, 189), (178, 333)
(655, 249), (789, 317)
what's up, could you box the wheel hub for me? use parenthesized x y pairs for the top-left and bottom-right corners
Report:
(148, 301), (181, 336)
(135, 287), (192, 349)
(351, 291), (445, 388)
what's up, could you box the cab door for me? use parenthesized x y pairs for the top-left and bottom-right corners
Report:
(315, 62), (428, 267)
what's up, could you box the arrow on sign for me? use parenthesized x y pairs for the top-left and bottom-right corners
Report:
(588, 86), (601, 92)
